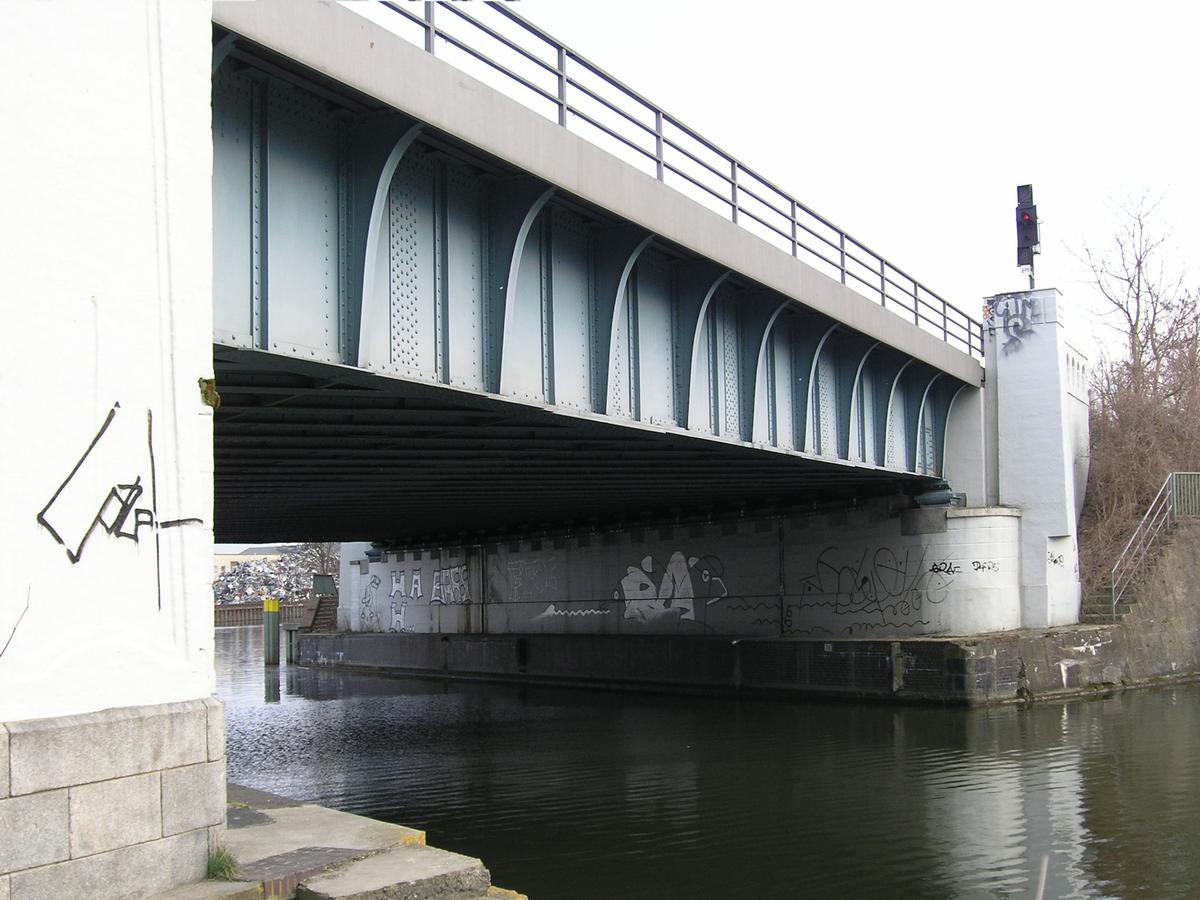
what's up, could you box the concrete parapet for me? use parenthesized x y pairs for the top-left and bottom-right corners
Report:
(205, 696), (227, 762)
(6, 699), (209, 796)
(0, 698), (227, 898)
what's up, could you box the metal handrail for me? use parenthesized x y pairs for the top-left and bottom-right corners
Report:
(363, 1), (984, 357)
(1110, 472), (1200, 616)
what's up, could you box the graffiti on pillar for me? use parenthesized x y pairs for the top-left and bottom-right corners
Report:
(430, 564), (472, 605)
(505, 557), (559, 603)
(35, 402), (204, 607)
(388, 598), (413, 633)
(785, 546), (952, 636)
(390, 569), (424, 605)
(614, 551), (727, 625)
(985, 294), (1041, 355)
(535, 603), (611, 620)
(359, 574), (383, 632)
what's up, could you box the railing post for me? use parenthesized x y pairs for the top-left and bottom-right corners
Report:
(880, 261), (886, 308)
(730, 160), (739, 223)
(556, 45), (567, 126)
(654, 110), (664, 181)
(839, 233), (847, 285)
(424, 1), (436, 55)
(790, 199), (798, 257)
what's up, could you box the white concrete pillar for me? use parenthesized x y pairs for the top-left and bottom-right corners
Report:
(0, 2), (218, 894)
(984, 289), (1090, 627)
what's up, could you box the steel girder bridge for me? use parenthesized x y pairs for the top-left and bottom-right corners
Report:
(210, 4), (984, 545)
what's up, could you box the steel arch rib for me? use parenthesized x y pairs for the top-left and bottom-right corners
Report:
(602, 235), (655, 416)
(497, 188), (556, 396)
(846, 342), (880, 460)
(684, 270), (732, 430)
(913, 372), (944, 474)
(356, 123), (424, 369)
(882, 359), (915, 469)
(750, 300), (790, 445)
(940, 383), (970, 477)
(802, 324), (839, 453)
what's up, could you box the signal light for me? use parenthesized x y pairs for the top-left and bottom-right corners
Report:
(1015, 184), (1039, 267)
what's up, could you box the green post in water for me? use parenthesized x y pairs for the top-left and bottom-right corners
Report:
(263, 596), (280, 666)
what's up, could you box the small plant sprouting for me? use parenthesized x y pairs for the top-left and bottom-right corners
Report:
(207, 845), (239, 881)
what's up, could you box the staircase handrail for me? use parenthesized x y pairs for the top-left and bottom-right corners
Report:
(1110, 472), (1200, 616)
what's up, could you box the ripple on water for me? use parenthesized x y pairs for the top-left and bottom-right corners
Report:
(218, 627), (1200, 900)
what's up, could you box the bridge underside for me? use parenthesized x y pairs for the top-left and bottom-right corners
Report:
(214, 347), (932, 544)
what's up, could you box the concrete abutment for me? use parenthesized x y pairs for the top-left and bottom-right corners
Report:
(0, 700), (227, 897)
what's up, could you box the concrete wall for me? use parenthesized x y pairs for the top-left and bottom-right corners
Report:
(342, 503), (1023, 639)
(0, 700), (227, 898)
(0, 0), (217, 892)
(984, 290), (1089, 628)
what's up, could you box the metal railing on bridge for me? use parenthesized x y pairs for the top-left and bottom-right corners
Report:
(362, 1), (985, 358)
(1110, 472), (1200, 618)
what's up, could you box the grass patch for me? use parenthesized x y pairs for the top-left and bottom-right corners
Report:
(207, 845), (239, 881)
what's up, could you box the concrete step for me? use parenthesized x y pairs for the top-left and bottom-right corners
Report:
(151, 880), (264, 899)
(295, 844), (491, 900)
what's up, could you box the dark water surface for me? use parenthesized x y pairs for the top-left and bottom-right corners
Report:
(218, 627), (1200, 899)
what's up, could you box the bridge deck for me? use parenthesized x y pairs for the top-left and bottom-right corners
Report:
(214, 348), (927, 543)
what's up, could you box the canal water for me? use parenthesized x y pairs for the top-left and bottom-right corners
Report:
(218, 626), (1200, 899)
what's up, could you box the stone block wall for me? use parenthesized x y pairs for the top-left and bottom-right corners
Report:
(0, 699), (226, 900)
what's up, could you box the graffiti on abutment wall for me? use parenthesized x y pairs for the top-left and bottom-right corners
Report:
(349, 509), (1020, 636)
(353, 558), (475, 633)
(784, 546), (954, 637)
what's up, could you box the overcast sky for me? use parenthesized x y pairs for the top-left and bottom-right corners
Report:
(509, 0), (1199, 360)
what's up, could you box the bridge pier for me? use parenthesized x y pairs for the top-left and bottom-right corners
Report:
(1, 2), (222, 896)
(983, 289), (1090, 627)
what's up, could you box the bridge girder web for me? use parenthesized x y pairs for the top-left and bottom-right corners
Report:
(211, 36), (967, 543)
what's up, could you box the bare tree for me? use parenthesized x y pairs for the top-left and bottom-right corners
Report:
(294, 542), (340, 582)
(1076, 197), (1200, 594)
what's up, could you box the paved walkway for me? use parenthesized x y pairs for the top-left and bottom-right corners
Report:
(153, 784), (526, 900)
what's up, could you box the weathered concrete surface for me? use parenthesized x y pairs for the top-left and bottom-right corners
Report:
(201, 785), (524, 900)
(9, 829), (209, 900)
(0, 726), (8, 799)
(153, 881), (264, 900)
(0, 699), (227, 897)
(0, 790), (69, 873)
(164, 762), (228, 837)
(224, 784), (424, 867)
(295, 845), (490, 900)
(69, 772), (163, 858)
(205, 697), (228, 762)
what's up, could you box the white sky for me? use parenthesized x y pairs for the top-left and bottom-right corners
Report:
(508, 0), (1200, 360)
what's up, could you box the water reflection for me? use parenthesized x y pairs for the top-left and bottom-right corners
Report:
(217, 626), (1200, 899)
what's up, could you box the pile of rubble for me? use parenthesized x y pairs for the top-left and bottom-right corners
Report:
(214, 550), (316, 605)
